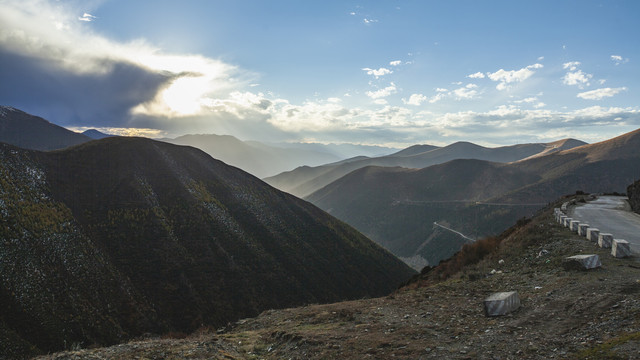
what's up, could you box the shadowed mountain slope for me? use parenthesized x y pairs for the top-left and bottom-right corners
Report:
(0, 106), (90, 150)
(34, 197), (640, 359)
(306, 128), (640, 268)
(265, 139), (586, 198)
(0, 137), (414, 358)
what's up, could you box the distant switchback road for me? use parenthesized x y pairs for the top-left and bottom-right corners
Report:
(569, 196), (640, 254)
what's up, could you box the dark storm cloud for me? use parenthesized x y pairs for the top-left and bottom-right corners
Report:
(0, 47), (172, 128)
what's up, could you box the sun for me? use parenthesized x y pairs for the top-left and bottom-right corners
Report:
(161, 76), (209, 116)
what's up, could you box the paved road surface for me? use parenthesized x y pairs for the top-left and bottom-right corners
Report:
(569, 196), (640, 254)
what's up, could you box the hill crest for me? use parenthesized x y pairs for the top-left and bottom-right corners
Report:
(0, 136), (414, 357)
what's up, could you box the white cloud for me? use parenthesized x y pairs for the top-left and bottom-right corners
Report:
(487, 63), (543, 90)
(389, 60), (402, 66)
(0, 0), (241, 119)
(78, 13), (96, 22)
(453, 83), (479, 100)
(610, 54), (629, 65)
(563, 61), (581, 71)
(363, 18), (378, 24)
(537, 56), (544, 61)
(362, 67), (392, 78)
(402, 93), (427, 106)
(2, 1), (637, 147)
(561, 61), (593, 88)
(563, 70), (592, 87)
(429, 92), (447, 104)
(577, 87), (627, 100)
(467, 72), (485, 79)
(513, 97), (537, 104)
(366, 83), (397, 99)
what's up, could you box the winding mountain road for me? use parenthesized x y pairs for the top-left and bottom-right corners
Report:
(569, 196), (640, 254)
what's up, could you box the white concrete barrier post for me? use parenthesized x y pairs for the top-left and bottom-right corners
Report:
(611, 239), (631, 258)
(586, 228), (600, 243)
(563, 254), (602, 270)
(559, 215), (567, 225)
(598, 233), (613, 249)
(564, 217), (573, 227)
(570, 220), (580, 232)
(484, 291), (521, 317)
(578, 223), (590, 237)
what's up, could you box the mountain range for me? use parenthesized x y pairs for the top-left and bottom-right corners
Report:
(307, 128), (640, 268)
(0, 106), (91, 150)
(0, 134), (414, 357)
(264, 138), (586, 198)
(0, 106), (397, 179)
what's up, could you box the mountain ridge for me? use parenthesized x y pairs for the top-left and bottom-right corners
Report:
(265, 138), (587, 198)
(0, 136), (414, 358)
(306, 128), (640, 268)
(0, 106), (91, 150)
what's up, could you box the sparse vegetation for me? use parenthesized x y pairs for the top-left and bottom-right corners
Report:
(0, 138), (414, 358)
(35, 200), (640, 359)
(628, 179), (640, 214)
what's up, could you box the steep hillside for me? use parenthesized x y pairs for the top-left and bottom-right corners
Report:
(0, 106), (91, 150)
(0, 138), (414, 358)
(37, 199), (640, 359)
(308, 161), (541, 267)
(307, 128), (640, 268)
(265, 139), (585, 198)
(164, 134), (339, 178)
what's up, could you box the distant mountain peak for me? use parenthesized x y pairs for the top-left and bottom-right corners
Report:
(0, 106), (91, 151)
(82, 129), (115, 140)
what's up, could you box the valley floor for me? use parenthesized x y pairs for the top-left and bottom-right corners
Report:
(36, 204), (640, 359)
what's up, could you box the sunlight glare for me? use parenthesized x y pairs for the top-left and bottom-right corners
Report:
(162, 76), (209, 116)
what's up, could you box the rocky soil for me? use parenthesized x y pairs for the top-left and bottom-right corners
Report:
(628, 179), (640, 213)
(35, 201), (640, 359)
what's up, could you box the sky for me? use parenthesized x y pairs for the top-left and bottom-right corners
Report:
(1, 0), (639, 147)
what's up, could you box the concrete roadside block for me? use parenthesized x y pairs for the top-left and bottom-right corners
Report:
(484, 291), (521, 317)
(562, 254), (602, 270)
(586, 228), (599, 243)
(598, 233), (613, 248)
(559, 215), (567, 225)
(570, 220), (580, 232)
(563, 217), (572, 227)
(611, 239), (631, 258)
(578, 223), (589, 236)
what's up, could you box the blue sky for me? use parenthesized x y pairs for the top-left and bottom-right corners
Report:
(1, 0), (639, 147)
